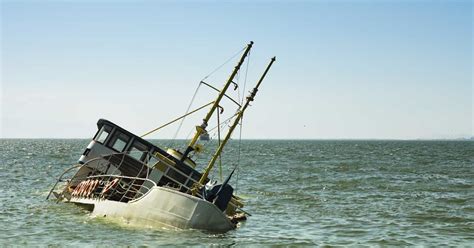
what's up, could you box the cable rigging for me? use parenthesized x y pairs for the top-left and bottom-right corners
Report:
(171, 45), (246, 142)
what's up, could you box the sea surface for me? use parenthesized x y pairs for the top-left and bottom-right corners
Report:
(0, 139), (473, 246)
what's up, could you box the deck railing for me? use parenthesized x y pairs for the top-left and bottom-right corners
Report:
(69, 174), (157, 203)
(49, 150), (245, 214)
(50, 150), (206, 201)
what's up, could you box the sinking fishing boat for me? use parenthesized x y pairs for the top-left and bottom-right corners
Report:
(47, 41), (275, 233)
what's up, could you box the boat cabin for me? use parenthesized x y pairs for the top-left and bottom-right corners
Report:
(75, 119), (204, 199)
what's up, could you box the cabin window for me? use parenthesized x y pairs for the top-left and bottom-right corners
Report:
(129, 141), (147, 161)
(95, 126), (111, 144)
(110, 132), (129, 152)
(146, 155), (159, 168)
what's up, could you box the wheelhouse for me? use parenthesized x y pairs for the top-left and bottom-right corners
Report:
(76, 119), (204, 195)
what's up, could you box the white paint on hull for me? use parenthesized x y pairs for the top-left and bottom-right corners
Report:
(69, 186), (235, 233)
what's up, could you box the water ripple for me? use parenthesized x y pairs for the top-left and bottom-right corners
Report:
(0, 139), (472, 246)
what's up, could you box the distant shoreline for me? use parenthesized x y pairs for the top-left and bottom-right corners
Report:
(1, 138), (473, 141)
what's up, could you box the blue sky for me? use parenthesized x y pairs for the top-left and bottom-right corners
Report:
(1, 0), (472, 139)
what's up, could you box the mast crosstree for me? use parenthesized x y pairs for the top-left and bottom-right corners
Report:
(181, 41), (254, 161)
(198, 56), (276, 185)
(48, 42), (276, 233)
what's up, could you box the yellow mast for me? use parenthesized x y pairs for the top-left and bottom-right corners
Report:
(181, 41), (254, 162)
(198, 56), (276, 185)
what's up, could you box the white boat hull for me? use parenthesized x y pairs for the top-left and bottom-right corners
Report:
(69, 186), (235, 233)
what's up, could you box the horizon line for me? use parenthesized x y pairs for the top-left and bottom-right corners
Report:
(0, 137), (472, 141)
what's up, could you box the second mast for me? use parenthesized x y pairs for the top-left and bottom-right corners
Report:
(181, 41), (254, 161)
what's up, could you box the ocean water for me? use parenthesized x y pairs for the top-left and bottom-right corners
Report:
(0, 139), (473, 246)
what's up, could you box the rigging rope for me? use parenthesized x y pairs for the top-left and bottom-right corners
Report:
(173, 83), (202, 140)
(201, 46), (246, 81)
(188, 110), (237, 167)
(235, 115), (243, 194)
(242, 49), (251, 105)
(217, 106), (223, 181)
(172, 45), (246, 140)
(234, 49), (250, 193)
(236, 70), (241, 108)
(165, 45), (251, 188)
(141, 101), (214, 138)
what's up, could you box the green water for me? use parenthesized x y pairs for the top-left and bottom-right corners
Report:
(1, 139), (473, 246)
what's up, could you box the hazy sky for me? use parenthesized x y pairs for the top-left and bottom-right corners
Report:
(1, 1), (472, 139)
